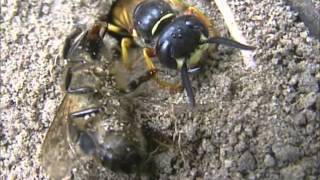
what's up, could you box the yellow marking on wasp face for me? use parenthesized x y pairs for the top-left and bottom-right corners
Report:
(188, 44), (208, 66)
(175, 35), (209, 70)
(188, 35), (209, 67)
(176, 58), (184, 69)
(151, 13), (175, 36)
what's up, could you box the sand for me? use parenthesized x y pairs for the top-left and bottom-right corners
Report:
(1, 0), (319, 179)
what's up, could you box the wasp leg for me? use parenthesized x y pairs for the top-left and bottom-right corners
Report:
(121, 38), (134, 69)
(103, 22), (129, 36)
(65, 66), (96, 94)
(143, 48), (183, 93)
(168, 0), (188, 11)
(96, 21), (133, 69)
(127, 69), (157, 91)
(185, 6), (219, 37)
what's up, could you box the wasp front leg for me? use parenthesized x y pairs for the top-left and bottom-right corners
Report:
(169, 0), (219, 37)
(142, 48), (183, 93)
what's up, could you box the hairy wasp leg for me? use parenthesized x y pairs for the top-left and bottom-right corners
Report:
(168, 0), (214, 29)
(185, 6), (220, 37)
(185, 7), (211, 30)
(168, 0), (188, 10)
(70, 107), (101, 119)
(64, 66), (96, 94)
(169, 0), (219, 37)
(127, 69), (157, 91)
(143, 48), (183, 93)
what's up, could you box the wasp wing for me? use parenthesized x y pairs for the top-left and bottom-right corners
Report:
(40, 95), (78, 180)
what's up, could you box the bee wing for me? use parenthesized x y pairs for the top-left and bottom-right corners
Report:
(40, 95), (78, 179)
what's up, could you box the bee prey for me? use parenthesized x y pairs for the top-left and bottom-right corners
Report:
(40, 24), (148, 179)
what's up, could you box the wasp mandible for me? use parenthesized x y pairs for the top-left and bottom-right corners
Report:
(41, 24), (149, 179)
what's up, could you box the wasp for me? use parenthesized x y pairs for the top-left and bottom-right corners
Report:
(40, 23), (151, 179)
(82, 0), (256, 106)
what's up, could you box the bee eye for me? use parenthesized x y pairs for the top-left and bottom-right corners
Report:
(79, 132), (97, 155)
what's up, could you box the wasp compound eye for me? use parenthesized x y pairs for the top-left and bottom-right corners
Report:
(156, 15), (209, 69)
(133, 0), (174, 43)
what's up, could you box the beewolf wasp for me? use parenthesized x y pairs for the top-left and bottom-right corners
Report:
(87, 0), (255, 106)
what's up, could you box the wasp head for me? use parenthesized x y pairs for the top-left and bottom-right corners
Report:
(155, 15), (255, 106)
(156, 15), (209, 70)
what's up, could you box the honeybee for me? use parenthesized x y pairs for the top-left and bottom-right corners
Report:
(40, 20), (149, 179)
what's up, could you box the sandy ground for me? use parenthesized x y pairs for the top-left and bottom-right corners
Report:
(1, 0), (320, 179)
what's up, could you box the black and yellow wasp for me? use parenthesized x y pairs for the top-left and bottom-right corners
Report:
(75, 0), (255, 106)
(41, 0), (254, 178)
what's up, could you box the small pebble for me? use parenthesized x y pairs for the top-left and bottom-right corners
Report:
(264, 154), (276, 167)
(238, 151), (257, 172)
(272, 144), (301, 164)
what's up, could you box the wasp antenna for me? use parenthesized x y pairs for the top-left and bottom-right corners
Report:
(181, 61), (195, 107)
(201, 37), (256, 50)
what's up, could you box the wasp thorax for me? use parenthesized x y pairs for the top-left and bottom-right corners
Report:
(133, 0), (175, 44)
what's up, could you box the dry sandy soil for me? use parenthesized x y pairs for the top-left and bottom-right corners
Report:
(1, 0), (319, 179)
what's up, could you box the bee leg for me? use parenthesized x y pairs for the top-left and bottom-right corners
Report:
(70, 107), (101, 119)
(121, 38), (133, 69)
(69, 107), (101, 153)
(64, 66), (96, 94)
(143, 48), (183, 93)
(62, 28), (86, 59)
